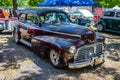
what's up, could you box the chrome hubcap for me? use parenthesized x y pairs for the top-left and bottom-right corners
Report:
(98, 24), (103, 31)
(50, 50), (60, 66)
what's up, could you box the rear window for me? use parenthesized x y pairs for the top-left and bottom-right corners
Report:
(104, 11), (115, 17)
(26, 13), (38, 25)
(19, 13), (26, 22)
(116, 12), (120, 17)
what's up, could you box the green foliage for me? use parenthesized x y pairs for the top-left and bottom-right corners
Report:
(17, 0), (28, 6)
(94, 0), (120, 8)
(27, 0), (45, 6)
(0, 0), (28, 7)
(0, 0), (119, 8)
(0, 0), (13, 6)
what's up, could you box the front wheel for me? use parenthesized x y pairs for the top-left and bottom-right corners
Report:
(97, 24), (104, 32)
(0, 30), (3, 34)
(49, 49), (63, 68)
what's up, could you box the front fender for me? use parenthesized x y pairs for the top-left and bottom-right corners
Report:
(98, 18), (106, 27)
(31, 35), (85, 66)
(32, 36), (75, 52)
(96, 33), (105, 42)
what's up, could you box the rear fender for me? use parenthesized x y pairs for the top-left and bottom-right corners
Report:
(0, 23), (4, 30)
(13, 25), (21, 39)
(13, 25), (19, 32)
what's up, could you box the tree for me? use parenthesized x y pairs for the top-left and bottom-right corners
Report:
(28, 0), (45, 6)
(94, 0), (120, 8)
(12, 0), (27, 16)
(13, 0), (17, 17)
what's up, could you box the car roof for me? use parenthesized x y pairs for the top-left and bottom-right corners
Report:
(17, 8), (65, 14)
(106, 9), (120, 12)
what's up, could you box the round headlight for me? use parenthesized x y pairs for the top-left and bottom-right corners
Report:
(89, 52), (93, 56)
(68, 46), (76, 54)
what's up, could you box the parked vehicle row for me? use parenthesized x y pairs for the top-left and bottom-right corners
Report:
(64, 8), (120, 34)
(0, 18), (17, 33)
(69, 9), (97, 31)
(1, 7), (120, 34)
(13, 9), (106, 69)
(0, 9), (17, 33)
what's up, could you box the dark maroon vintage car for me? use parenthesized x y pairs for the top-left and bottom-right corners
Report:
(13, 9), (106, 69)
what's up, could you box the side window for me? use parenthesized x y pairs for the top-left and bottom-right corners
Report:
(19, 13), (26, 22)
(26, 13), (38, 25)
(104, 11), (115, 17)
(116, 12), (120, 17)
(44, 13), (54, 24)
(40, 13), (53, 24)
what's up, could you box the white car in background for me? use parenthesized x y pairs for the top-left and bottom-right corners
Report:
(69, 9), (94, 24)
(68, 9), (97, 31)
(78, 9), (94, 18)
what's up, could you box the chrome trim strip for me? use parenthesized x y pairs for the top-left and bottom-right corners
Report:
(102, 16), (120, 20)
(39, 28), (81, 38)
(19, 22), (81, 38)
(20, 39), (32, 47)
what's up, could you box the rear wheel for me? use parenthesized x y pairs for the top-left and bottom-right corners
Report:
(97, 24), (104, 31)
(13, 29), (20, 44)
(49, 49), (63, 68)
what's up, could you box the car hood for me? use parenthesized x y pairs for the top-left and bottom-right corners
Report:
(43, 22), (92, 35)
(34, 35), (85, 49)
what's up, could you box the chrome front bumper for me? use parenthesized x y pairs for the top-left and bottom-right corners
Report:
(68, 53), (105, 69)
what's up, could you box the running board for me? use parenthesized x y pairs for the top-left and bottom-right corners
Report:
(20, 39), (32, 47)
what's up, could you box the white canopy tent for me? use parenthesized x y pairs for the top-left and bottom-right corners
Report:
(112, 5), (120, 10)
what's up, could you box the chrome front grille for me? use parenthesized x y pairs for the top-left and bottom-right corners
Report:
(96, 44), (102, 54)
(74, 43), (103, 63)
(75, 47), (94, 63)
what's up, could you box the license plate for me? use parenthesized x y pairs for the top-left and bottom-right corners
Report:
(95, 57), (103, 65)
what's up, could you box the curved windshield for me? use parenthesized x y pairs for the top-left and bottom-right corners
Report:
(40, 12), (70, 24)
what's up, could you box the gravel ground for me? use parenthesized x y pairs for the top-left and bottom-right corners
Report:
(0, 31), (120, 80)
